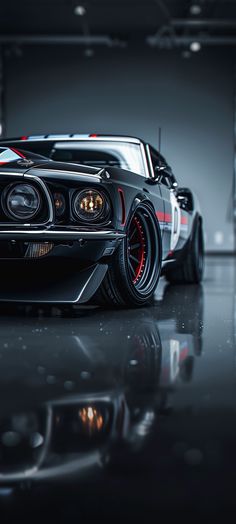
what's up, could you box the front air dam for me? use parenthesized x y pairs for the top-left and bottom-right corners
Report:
(0, 262), (108, 303)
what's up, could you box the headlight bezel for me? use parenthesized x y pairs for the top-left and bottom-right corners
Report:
(72, 188), (110, 224)
(2, 182), (42, 222)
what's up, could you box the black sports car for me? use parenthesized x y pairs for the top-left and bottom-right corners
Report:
(0, 135), (204, 306)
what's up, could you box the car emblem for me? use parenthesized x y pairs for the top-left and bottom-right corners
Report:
(17, 159), (34, 167)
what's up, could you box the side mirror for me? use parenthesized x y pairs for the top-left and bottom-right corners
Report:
(176, 188), (194, 212)
(154, 163), (168, 176)
(154, 165), (177, 189)
(145, 165), (168, 185)
(153, 164), (170, 182)
(155, 164), (167, 173)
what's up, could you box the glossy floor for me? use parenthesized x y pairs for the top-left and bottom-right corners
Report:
(1, 256), (236, 520)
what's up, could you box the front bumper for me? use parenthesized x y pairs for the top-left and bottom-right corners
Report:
(0, 226), (125, 241)
(0, 226), (125, 260)
(0, 227), (125, 303)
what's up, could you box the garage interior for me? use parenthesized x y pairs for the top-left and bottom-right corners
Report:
(1, 0), (236, 520)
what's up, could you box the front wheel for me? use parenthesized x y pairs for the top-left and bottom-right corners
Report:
(95, 204), (162, 307)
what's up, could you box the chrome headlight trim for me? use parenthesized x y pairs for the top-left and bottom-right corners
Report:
(3, 183), (41, 221)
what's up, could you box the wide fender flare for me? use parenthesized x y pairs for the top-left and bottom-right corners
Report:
(190, 212), (203, 243)
(128, 194), (163, 263)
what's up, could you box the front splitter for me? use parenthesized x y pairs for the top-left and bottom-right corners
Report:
(0, 261), (108, 303)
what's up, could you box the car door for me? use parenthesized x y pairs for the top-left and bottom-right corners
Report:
(148, 146), (181, 258)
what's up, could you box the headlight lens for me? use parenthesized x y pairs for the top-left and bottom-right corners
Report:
(5, 184), (41, 220)
(78, 406), (105, 435)
(73, 189), (107, 222)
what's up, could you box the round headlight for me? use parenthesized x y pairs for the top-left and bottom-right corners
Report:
(73, 189), (107, 222)
(5, 184), (41, 220)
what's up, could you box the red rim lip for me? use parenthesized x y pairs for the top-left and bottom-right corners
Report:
(128, 216), (146, 285)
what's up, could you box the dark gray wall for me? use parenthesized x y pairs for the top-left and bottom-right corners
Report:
(5, 46), (235, 252)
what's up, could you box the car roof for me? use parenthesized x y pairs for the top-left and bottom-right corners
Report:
(1, 134), (143, 145)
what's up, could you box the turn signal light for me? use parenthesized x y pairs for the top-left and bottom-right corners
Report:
(25, 242), (54, 258)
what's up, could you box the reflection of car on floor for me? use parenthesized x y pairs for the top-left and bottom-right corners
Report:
(0, 284), (203, 484)
(0, 135), (204, 306)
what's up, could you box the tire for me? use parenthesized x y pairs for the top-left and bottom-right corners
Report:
(166, 219), (204, 284)
(94, 203), (162, 307)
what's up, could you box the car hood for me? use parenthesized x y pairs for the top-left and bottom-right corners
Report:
(25, 160), (104, 177)
(0, 158), (105, 179)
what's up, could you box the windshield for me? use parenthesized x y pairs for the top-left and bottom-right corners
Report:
(50, 141), (146, 176)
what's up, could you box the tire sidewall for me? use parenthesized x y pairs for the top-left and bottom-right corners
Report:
(191, 220), (204, 282)
(114, 203), (162, 306)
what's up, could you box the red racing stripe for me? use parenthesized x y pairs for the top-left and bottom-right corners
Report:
(156, 211), (165, 221)
(179, 346), (189, 361)
(10, 147), (26, 159)
(165, 213), (172, 223)
(156, 211), (172, 222)
(181, 215), (188, 225)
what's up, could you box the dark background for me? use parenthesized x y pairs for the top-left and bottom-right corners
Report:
(1, 3), (236, 519)
(1, 0), (236, 252)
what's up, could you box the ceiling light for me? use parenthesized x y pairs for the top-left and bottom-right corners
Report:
(190, 41), (201, 52)
(84, 47), (94, 58)
(190, 4), (202, 16)
(74, 5), (86, 16)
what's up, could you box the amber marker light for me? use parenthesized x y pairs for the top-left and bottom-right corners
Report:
(25, 242), (54, 258)
(54, 192), (66, 216)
